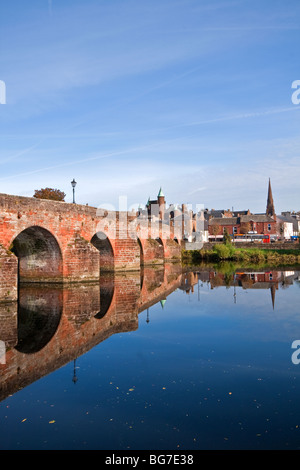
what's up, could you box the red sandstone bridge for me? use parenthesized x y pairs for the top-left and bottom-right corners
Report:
(0, 193), (182, 302)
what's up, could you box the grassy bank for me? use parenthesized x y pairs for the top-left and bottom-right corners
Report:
(182, 243), (300, 266)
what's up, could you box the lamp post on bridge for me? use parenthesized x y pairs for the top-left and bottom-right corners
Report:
(71, 179), (77, 203)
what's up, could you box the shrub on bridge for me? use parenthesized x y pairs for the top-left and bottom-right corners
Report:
(33, 188), (66, 201)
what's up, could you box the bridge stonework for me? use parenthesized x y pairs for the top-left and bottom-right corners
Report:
(0, 193), (182, 300)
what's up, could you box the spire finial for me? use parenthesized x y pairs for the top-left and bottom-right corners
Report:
(158, 187), (164, 197)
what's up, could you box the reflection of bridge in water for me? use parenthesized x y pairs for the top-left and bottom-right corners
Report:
(0, 263), (183, 402)
(0, 265), (299, 402)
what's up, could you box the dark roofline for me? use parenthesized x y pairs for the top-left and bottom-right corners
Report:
(209, 217), (238, 225)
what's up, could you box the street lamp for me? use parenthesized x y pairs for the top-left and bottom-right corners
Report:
(71, 179), (77, 203)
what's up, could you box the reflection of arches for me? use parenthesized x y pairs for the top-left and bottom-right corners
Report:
(11, 226), (63, 282)
(95, 276), (115, 319)
(137, 239), (144, 288)
(16, 286), (62, 353)
(91, 232), (114, 272)
(137, 238), (144, 266)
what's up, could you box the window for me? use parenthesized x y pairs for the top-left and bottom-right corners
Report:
(233, 226), (237, 234)
(268, 224), (271, 231)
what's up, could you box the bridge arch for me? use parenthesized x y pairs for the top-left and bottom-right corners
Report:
(137, 237), (165, 266)
(91, 232), (114, 272)
(10, 226), (63, 283)
(137, 238), (144, 266)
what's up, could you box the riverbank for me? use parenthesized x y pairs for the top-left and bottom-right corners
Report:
(182, 243), (300, 266)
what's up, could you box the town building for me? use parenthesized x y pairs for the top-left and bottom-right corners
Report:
(138, 188), (206, 244)
(139, 179), (298, 244)
(276, 215), (294, 240)
(208, 214), (277, 241)
(280, 212), (300, 237)
(207, 178), (277, 241)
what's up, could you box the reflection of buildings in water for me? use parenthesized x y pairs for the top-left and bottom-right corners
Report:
(0, 263), (183, 402)
(180, 269), (300, 309)
(179, 271), (201, 295)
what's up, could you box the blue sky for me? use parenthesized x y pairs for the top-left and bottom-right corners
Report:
(0, 0), (300, 213)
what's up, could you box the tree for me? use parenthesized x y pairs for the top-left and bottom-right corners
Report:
(223, 228), (232, 245)
(278, 222), (284, 240)
(210, 224), (220, 241)
(240, 222), (251, 234)
(33, 188), (66, 201)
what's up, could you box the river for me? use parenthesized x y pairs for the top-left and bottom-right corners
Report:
(0, 263), (300, 450)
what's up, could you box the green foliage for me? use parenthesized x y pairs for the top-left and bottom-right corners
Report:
(33, 188), (66, 201)
(223, 228), (232, 245)
(213, 243), (235, 259)
(182, 244), (300, 267)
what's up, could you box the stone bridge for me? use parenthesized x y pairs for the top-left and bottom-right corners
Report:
(0, 193), (182, 302)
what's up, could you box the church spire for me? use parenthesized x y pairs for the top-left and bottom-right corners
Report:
(266, 178), (275, 217)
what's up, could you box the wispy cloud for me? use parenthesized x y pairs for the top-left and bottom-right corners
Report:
(1, 0), (299, 211)
(156, 106), (300, 132)
(0, 141), (45, 165)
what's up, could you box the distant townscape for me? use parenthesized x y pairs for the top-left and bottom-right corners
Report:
(136, 179), (300, 245)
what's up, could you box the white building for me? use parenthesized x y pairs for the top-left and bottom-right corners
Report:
(277, 215), (295, 240)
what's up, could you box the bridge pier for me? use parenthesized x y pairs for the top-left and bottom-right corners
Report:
(139, 238), (164, 266)
(0, 245), (18, 302)
(163, 238), (182, 262)
(138, 237), (181, 266)
(63, 234), (100, 282)
(113, 238), (141, 271)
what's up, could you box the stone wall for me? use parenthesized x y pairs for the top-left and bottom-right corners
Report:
(202, 242), (300, 250)
(0, 245), (17, 302)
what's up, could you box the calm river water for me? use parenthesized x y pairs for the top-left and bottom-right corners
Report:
(0, 263), (300, 450)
